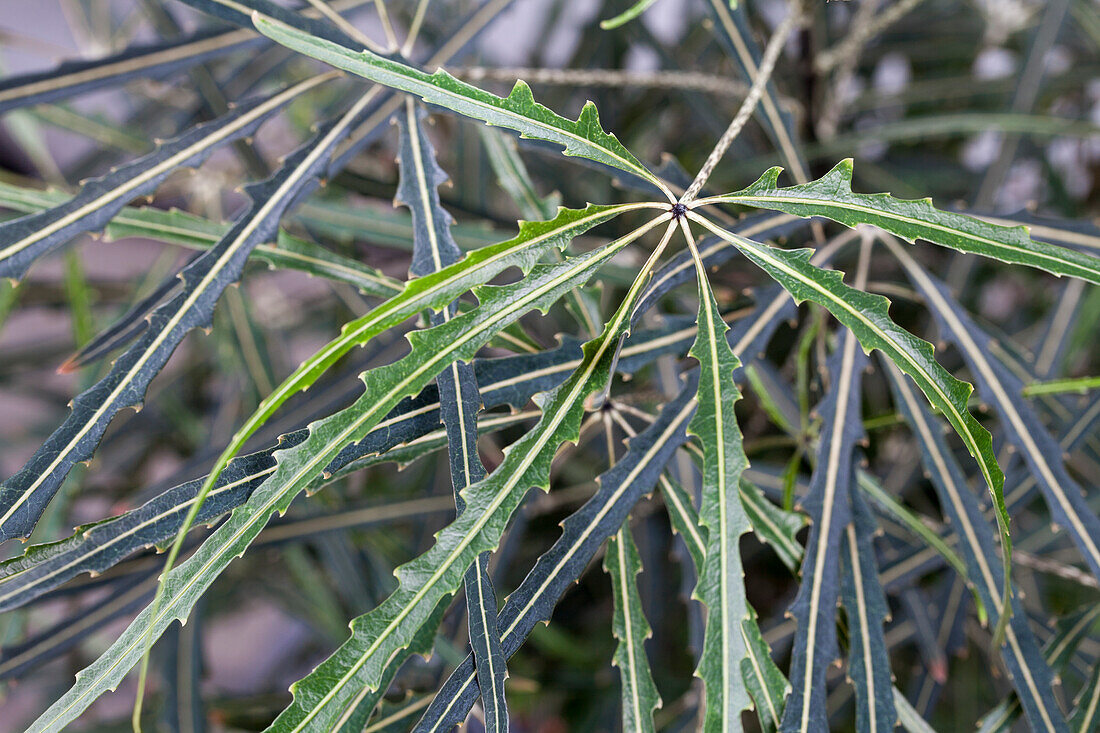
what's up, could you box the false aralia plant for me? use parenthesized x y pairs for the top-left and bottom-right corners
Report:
(0, 1), (1098, 732)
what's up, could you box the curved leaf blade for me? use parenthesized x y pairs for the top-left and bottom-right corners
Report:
(700, 159), (1100, 284)
(605, 524), (661, 733)
(251, 12), (674, 200)
(780, 330), (865, 733)
(687, 254), (752, 732)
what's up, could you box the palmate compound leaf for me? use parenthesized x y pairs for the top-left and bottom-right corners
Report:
(264, 218), (677, 731)
(884, 238), (1100, 591)
(398, 99), (508, 733)
(413, 373), (698, 733)
(688, 213), (1012, 632)
(883, 360), (1065, 732)
(694, 159), (1100, 284)
(0, 74), (335, 282)
(781, 329), (866, 733)
(684, 230), (752, 732)
(26, 217), (664, 733)
(251, 12), (676, 201)
(605, 523), (662, 733)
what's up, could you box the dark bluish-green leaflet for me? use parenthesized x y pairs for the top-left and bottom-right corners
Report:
(0, 28), (265, 115)
(399, 99), (508, 733)
(886, 240), (1100, 586)
(883, 359), (1066, 732)
(840, 472), (898, 733)
(158, 601), (206, 733)
(781, 329), (865, 733)
(0, 75), (333, 281)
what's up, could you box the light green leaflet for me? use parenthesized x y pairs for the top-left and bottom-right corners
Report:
(27, 219), (661, 733)
(658, 474), (788, 733)
(252, 12), (675, 201)
(692, 159), (1100, 285)
(689, 212), (1013, 639)
(605, 523), (661, 733)
(685, 232), (753, 732)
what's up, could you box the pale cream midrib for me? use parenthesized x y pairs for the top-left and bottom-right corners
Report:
(0, 79), (360, 529)
(799, 332), (858, 731)
(700, 271), (736, 725)
(910, 264), (1100, 571)
(0, 76), (327, 261)
(845, 524), (877, 732)
(406, 100), (446, 274)
(616, 534), (645, 727)
(891, 367), (1058, 732)
(978, 216), (1100, 253)
(42, 224), (633, 730)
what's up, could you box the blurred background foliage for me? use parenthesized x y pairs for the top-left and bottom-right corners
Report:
(0, 0), (1097, 730)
